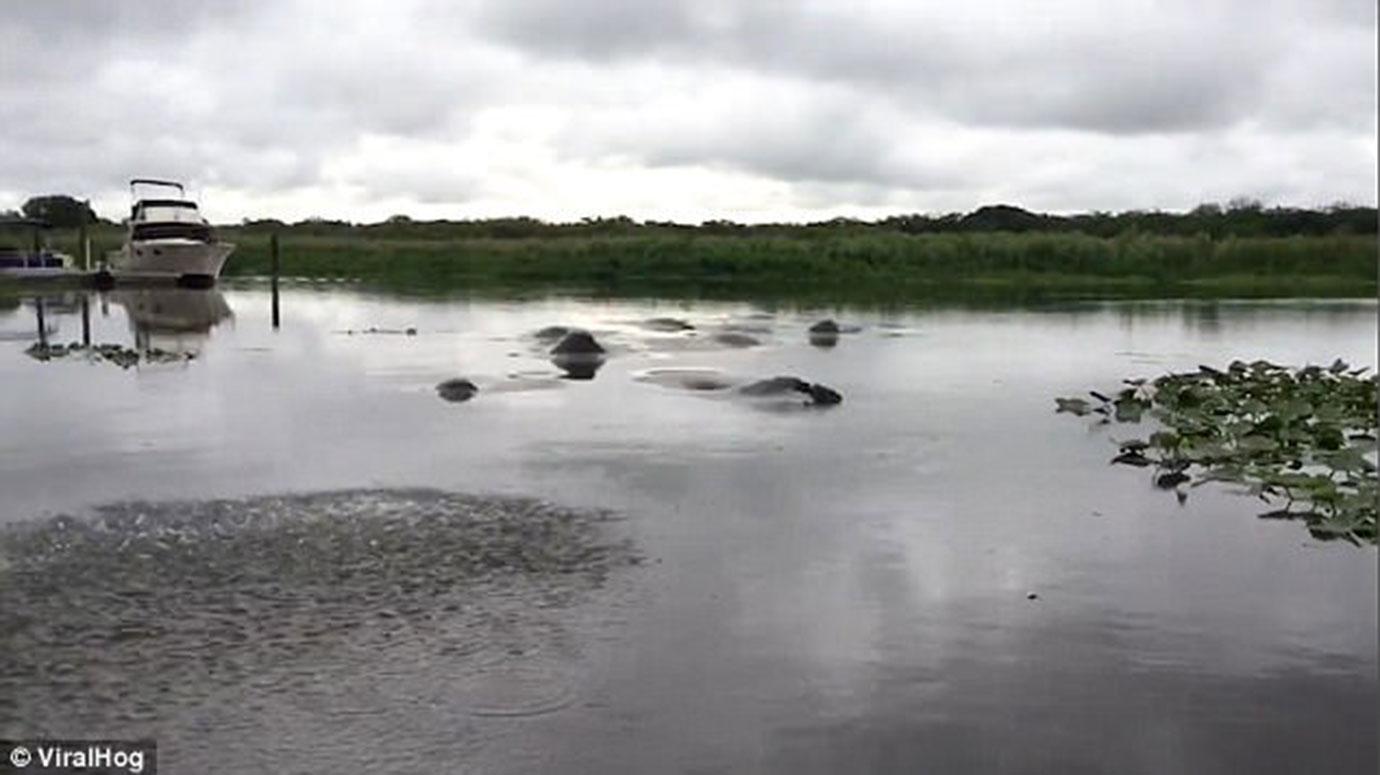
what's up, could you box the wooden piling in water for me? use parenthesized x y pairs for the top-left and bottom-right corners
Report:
(81, 295), (91, 346)
(79, 222), (90, 271)
(270, 233), (281, 329)
(35, 297), (47, 346)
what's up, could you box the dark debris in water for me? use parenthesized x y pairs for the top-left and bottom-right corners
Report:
(338, 326), (418, 336)
(1058, 359), (1378, 545)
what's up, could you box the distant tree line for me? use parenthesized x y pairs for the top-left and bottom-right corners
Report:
(1, 195), (103, 228)
(240, 201), (1377, 240)
(5, 193), (1375, 238)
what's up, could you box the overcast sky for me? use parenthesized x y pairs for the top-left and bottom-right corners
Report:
(2, 0), (1375, 223)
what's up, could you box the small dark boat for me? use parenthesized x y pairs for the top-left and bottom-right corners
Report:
(0, 218), (69, 273)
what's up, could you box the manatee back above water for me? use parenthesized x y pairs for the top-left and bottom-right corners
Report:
(634, 368), (736, 392)
(711, 332), (761, 348)
(738, 376), (810, 395)
(437, 378), (479, 402)
(637, 370), (842, 406)
(641, 317), (695, 332)
(807, 319), (861, 334)
(551, 356), (605, 380)
(551, 331), (606, 355)
(739, 376), (843, 406)
(533, 325), (573, 342)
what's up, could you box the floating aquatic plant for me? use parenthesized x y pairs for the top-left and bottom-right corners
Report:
(1058, 359), (1378, 545)
(24, 341), (194, 368)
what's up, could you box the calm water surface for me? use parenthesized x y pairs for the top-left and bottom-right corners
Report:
(0, 286), (1375, 774)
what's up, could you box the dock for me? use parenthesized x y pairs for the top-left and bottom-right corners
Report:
(0, 270), (213, 292)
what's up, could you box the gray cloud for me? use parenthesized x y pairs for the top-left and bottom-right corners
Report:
(0, 0), (1374, 220)
(476, 0), (1368, 135)
(557, 86), (959, 190)
(0, 1), (497, 213)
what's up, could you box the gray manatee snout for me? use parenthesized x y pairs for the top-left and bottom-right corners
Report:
(738, 376), (843, 406)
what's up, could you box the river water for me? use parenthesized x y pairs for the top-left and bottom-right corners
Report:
(0, 286), (1374, 773)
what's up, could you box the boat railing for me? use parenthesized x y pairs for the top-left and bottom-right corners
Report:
(130, 178), (187, 198)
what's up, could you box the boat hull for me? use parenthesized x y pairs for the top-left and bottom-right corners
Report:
(108, 288), (234, 333)
(112, 240), (234, 280)
(0, 251), (69, 275)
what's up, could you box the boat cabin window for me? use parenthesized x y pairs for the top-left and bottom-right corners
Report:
(131, 222), (213, 242)
(132, 200), (203, 224)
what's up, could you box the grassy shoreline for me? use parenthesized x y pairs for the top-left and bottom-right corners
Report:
(12, 228), (1376, 301)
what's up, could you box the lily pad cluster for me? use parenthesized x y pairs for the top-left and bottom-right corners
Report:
(1058, 359), (1378, 545)
(25, 341), (194, 368)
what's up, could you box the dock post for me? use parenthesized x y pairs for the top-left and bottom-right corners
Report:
(35, 297), (47, 347)
(79, 222), (90, 271)
(81, 295), (91, 346)
(270, 233), (281, 329)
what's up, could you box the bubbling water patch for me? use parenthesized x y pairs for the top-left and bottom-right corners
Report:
(0, 489), (639, 735)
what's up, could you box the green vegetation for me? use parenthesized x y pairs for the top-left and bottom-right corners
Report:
(1059, 361), (1378, 545)
(235, 200), (1380, 239)
(224, 230), (1374, 298)
(2, 194), (98, 229)
(15, 200), (1376, 300)
(29, 225), (1376, 301)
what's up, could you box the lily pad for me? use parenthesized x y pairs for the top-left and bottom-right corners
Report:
(1059, 360), (1378, 544)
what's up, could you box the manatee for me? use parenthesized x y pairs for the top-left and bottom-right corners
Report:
(436, 378), (479, 403)
(549, 331), (607, 380)
(720, 322), (773, 335)
(552, 356), (605, 381)
(682, 376), (731, 390)
(533, 325), (572, 342)
(739, 376), (811, 396)
(636, 368), (735, 392)
(804, 383), (843, 405)
(712, 332), (761, 348)
(550, 331), (605, 355)
(808, 319), (841, 348)
(739, 376), (843, 406)
(642, 317), (695, 332)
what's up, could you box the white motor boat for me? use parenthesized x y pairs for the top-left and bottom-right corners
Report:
(109, 287), (234, 355)
(110, 179), (234, 284)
